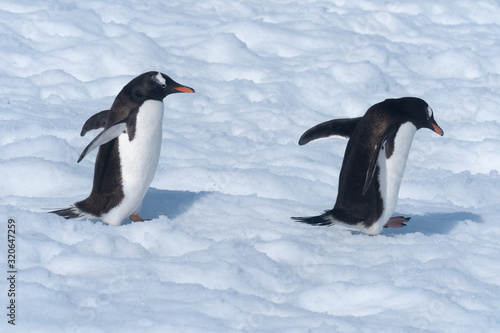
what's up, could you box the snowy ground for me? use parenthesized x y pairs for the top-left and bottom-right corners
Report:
(1, 0), (500, 331)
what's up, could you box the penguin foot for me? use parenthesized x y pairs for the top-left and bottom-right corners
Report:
(129, 214), (151, 223)
(384, 216), (411, 228)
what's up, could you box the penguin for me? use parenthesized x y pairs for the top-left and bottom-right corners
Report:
(50, 71), (194, 225)
(292, 97), (443, 235)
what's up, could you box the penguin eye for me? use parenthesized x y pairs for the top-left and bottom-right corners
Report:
(161, 84), (167, 88)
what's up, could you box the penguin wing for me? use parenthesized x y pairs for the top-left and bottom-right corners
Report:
(77, 121), (127, 163)
(298, 117), (361, 145)
(80, 110), (110, 136)
(362, 128), (398, 195)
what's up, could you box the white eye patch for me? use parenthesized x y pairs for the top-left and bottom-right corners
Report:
(153, 72), (166, 86)
(426, 106), (433, 120)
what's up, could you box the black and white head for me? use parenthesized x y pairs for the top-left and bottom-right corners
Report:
(125, 71), (195, 102)
(386, 97), (444, 136)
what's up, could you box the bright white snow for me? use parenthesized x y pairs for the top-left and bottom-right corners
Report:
(1, 0), (500, 331)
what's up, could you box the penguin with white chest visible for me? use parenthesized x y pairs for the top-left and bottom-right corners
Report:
(293, 97), (443, 235)
(51, 72), (194, 225)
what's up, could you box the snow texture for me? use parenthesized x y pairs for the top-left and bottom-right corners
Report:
(1, 0), (500, 332)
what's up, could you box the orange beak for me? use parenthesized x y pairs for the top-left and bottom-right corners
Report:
(432, 122), (444, 136)
(174, 86), (195, 93)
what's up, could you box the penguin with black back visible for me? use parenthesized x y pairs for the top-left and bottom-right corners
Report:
(50, 72), (194, 225)
(292, 97), (443, 235)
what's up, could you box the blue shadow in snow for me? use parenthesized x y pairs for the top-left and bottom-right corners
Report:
(121, 188), (208, 224)
(384, 211), (483, 236)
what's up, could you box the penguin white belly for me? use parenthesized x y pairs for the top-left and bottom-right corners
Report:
(102, 100), (164, 225)
(365, 122), (417, 235)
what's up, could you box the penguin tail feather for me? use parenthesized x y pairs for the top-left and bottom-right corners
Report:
(291, 214), (333, 226)
(49, 206), (83, 219)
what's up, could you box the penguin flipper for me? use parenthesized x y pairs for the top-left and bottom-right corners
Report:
(77, 122), (127, 163)
(362, 130), (395, 195)
(81, 110), (110, 136)
(298, 117), (361, 145)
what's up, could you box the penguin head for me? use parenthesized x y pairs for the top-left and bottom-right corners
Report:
(150, 72), (195, 97)
(393, 97), (444, 136)
(423, 105), (444, 136)
(127, 71), (195, 102)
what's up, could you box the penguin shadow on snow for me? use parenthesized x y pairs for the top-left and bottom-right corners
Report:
(121, 188), (208, 225)
(383, 211), (483, 236)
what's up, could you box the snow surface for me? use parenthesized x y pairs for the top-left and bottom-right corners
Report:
(1, 0), (500, 331)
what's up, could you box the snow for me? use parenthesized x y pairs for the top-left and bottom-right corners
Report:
(1, 0), (500, 331)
